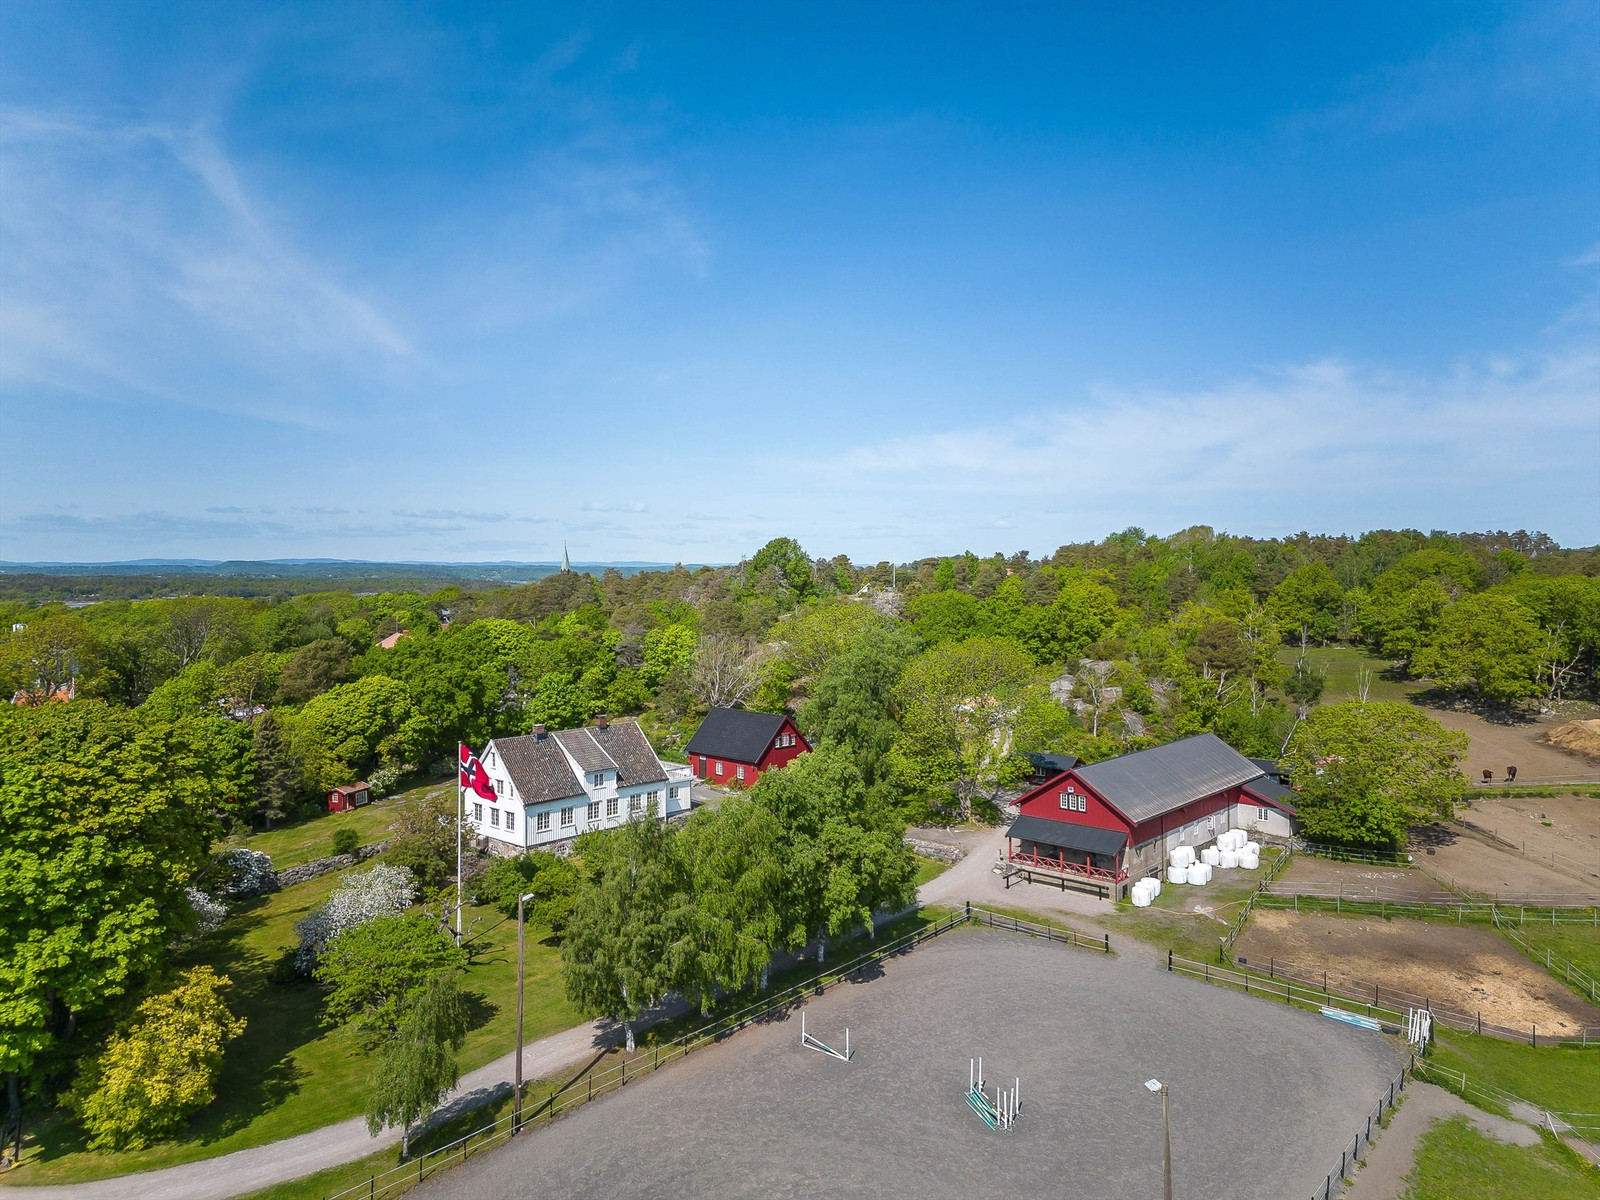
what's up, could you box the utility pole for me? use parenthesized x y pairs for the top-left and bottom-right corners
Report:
(1144, 1079), (1171, 1200)
(514, 892), (536, 1131)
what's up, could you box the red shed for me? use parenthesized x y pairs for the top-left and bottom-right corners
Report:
(328, 782), (372, 813)
(1006, 733), (1294, 899)
(684, 707), (810, 787)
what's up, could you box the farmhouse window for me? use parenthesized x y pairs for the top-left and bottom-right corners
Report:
(588, 800), (600, 822)
(505, 811), (515, 831)
(1259, 806), (1271, 822)
(714, 761), (723, 776)
(590, 771), (606, 786)
(495, 779), (504, 796)
(736, 766), (746, 780)
(535, 811), (550, 832)
(630, 795), (643, 814)
(473, 803), (483, 822)
(606, 796), (619, 817)
(1059, 791), (1086, 813)
(561, 807), (574, 827)
(490, 808), (500, 829)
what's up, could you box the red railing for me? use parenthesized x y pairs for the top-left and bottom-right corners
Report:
(1008, 846), (1127, 884)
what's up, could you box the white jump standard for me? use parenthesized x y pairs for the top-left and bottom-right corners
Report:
(965, 1058), (1021, 1131)
(799, 1010), (852, 1062)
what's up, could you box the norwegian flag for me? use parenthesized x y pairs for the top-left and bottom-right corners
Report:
(459, 743), (499, 801)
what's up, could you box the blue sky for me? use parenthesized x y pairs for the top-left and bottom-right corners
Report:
(1, 1), (1596, 564)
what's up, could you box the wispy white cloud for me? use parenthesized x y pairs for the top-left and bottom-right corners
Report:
(580, 500), (648, 513)
(0, 109), (414, 425)
(819, 348), (1599, 527)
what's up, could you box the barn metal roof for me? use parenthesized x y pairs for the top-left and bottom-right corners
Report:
(1241, 775), (1298, 815)
(1006, 815), (1128, 858)
(1074, 733), (1263, 824)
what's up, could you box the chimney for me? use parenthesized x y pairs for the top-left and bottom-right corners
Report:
(532, 723), (546, 740)
(593, 713), (609, 729)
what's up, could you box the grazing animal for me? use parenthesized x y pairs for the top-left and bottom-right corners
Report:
(1481, 768), (1493, 784)
(1505, 765), (1517, 784)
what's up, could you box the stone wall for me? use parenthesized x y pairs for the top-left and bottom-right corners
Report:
(905, 837), (966, 864)
(276, 840), (387, 889)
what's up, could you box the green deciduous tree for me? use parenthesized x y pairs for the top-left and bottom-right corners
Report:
(0, 703), (223, 1100)
(1268, 562), (1345, 645)
(288, 674), (422, 792)
(1411, 593), (1544, 706)
(749, 746), (915, 953)
(560, 816), (688, 1051)
(798, 623), (918, 786)
(364, 972), (470, 1159)
(316, 914), (466, 1047)
(890, 636), (1037, 818)
(477, 851), (581, 930)
(65, 967), (245, 1150)
(640, 624), (697, 688)
(1282, 700), (1468, 847)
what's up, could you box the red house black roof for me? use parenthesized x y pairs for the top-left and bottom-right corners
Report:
(685, 707), (789, 763)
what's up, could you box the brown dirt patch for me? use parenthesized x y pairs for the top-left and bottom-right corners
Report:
(1276, 855), (1454, 903)
(1454, 791), (1600, 881)
(1417, 825), (1600, 898)
(1430, 708), (1600, 785)
(1234, 909), (1600, 1036)
(1545, 719), (1600, 764)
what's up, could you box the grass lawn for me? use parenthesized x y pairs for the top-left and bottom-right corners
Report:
(1403, 1116), (1597, 1199)
(1509, 924), (1600, 996)
(10, 871), (581, 1185)
(1429, 1031), (1600, 1119)
(237, 776), (455, 870)
(1274, 644), (1423, 705)
(913, 854), (954, 888)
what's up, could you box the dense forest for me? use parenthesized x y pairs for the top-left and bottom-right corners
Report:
(2, 525), (1597, 829)
(3, 523), (1598, 1157)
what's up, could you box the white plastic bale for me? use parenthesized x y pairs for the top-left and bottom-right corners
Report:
(1201, 847), (1222, 867)
(1197, 862), (1213, 884)
(1218, 850), (1239, 869)
(1184, 863), (1207, 886)
(1240, 850), (1260, 870)
(1167, 865), (1187, 884)
(1169, 846), (1195, 869)
(1245, 841), (1261, 855)
(1131, 888), (1152, 908)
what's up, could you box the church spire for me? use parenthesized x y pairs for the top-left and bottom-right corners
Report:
(561, 541), (571, 574)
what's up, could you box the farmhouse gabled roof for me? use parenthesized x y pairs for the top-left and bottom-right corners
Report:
(588, 720), (668, 787)
(1023, 751), (1080, 775)
(1074, 733), (1263, 825)
(1007, 814), (1128, 858)
(496, 719), (668, 802)
(495, 733), (586, 805)
(684, 707), (788, 764)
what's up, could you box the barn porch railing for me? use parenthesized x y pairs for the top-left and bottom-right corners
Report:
(1006, 846), (1128, 884)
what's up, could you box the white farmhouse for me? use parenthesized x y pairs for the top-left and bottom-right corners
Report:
(468, 715), (693, 853)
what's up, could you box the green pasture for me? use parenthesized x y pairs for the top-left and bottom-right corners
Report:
(1403, 1117), (1596, 1199)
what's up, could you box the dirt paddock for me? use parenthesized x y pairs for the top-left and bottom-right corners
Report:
(1234, 910), (1600, 1036)
(1276, 855), (1453, 903)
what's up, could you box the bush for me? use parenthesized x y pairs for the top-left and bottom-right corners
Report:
(184, 887), (228, 937)
(293, 863), (416, 973)
(212, 848), (279, 899)
(331, 828), (361, 857)
(383, 834), (450, 891)
(367, 764), (403, 799)
(67, 967), (245, 1150)
(477, 851), (581, 929)
(316, 914), (465, 1045)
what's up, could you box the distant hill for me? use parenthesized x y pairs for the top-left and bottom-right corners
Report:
(0, 560), (722, 604)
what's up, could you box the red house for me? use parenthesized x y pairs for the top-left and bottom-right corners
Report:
(1006, 733), (1296, 899)
(684, 708), (811, 787)
(328, 782), (372, 813)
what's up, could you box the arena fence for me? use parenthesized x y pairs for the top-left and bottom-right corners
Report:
(1493, 911), (1600, 1006)
(320, 904), (1108, 1200)
(1168, 952), (1600, 1047)
(1306, 1061), (1410, 1200)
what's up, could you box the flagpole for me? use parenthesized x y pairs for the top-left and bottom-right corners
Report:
(456, 743), (464, 946)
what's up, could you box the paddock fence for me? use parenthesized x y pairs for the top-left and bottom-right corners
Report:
(1412, 1059), (1600, 1141)
(1167, 952), (1600, 1047)
(1493, 911), (1600, 1007)
(1307, 1061), (1410, 1200)
(1219, 843), (1296, 955)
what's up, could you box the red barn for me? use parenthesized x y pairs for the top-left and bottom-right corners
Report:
(685, 708), (811, 787)
(1006, 733), (1297, 899)
(328, 782), (372, 813)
